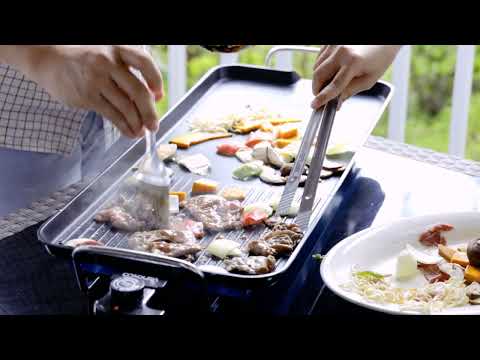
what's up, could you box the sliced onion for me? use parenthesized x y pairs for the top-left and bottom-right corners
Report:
(206, 238), (241, 259)
(406, 244), (442, 265)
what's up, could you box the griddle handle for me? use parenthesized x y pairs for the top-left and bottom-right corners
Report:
(72, 246), (209, 313)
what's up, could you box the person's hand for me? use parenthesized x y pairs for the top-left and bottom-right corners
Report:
(23, 45), (164, 138)
(311, 45), (401, 110)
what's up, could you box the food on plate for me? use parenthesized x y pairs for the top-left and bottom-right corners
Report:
(268, 194), (299, 216)
(206, 236), (243, 259)
(276, 124), (299, 139)
(169, 214), (205, 239)
(278, 141), (300, 163)
(404, 244), (440, 264)
(439, 244), (456, 262)
(220, 186), (247, 201)
(259, 166), (286, 185)
(177, 154), (211, 175)
(169, 191), (187, 202)
(437, 261), (465, 280)
(466, 282), (480, 304)
(94, 206), (145, 232)
(248, 223), (303, 257)
(395, 249), (419, 280)
(144, 241), (202, 260)
(216, 142), (244, 156)
(342, 266), (471, 314)
(242, 209), (270, 227)
(417, 263), (450, 283)
(451, 251), (470, 267)
(65, 238), (103, 248)
(170, 132), (231, 149)
(232, 161), (263, 180)
(419, 224), (454, 247)
(192, 178), (219, 194)
(169, 195), (179, 214)
(184, 195), (243, 232)
(266, 147), (285, 168)
(235, 148), (254, 163)
(156, 144), (177, 161)
(224, 255), (276, 275)
(251, 142), (270, 162)
(465, 265), (480, 283)
(467, 238), (480, 267)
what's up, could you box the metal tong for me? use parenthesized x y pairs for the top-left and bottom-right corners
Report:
(277, 98), (339, 231)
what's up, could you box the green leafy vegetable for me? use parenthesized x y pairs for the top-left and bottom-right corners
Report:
(312, 254), (325, 262)
(354, 270), (386, 281)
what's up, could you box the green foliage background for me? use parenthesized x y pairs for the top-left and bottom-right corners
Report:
(152, 45), (480, 160)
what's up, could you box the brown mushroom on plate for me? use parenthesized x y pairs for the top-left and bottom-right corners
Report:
(467, 238), (480, 267)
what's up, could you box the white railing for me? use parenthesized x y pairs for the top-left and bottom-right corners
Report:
(164, 45), (477, 158)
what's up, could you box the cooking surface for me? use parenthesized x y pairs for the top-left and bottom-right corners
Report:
(2, 142), (480, 315)
(38, 66), (390, 283)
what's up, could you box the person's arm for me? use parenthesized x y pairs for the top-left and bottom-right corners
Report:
(0, 45), (164, 138)
(311, 45), (401, 110)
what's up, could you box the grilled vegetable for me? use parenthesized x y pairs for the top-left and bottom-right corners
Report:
(170, 132), (231, 149)
(276, 124), (298, 139)
(269, 118), (302, 125)
(177, 154), (211, 175)
(326, 142), (350, 156)
(233, 161), (263, 180)
(243, 203), (273, 217)
(467, 238), (480, 267)
(206, 238), (242, 259)
(242, 208), (269, 227)
(260, 166), (286, 185)
(252, 142), (270, 162)
(220, 187), (246, 201)
(274, 138), (296, 149)
(232, 119), (263, 134)
(217, 142), (243, 156)
(267, 147), (285, 168)
(169, 195), (179, 214)
(235, 148), (254, 163)
(451, 251), (470, 267)
(438, 244), (456, 262)
(192, 179), (219, 194)
(156, 144), (177, 161)
(465, 265), (480, 283)
(169, 191), (187, 202)
(245, 131), (274, 148)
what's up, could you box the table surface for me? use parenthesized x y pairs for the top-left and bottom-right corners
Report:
(2, 137), (480, 315)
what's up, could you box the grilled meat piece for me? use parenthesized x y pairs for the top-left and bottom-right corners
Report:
(184, 195), (243, 232)
(248, 224), (303, 257)
(419, 224), (454, 247)
(224, 255), (276, 275)
(169, 214), (205, 239)
(94, 206), (146, 232)
(149, 241), (202, 259)
(129, 229), (196, 247)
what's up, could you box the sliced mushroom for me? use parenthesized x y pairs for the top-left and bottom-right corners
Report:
(466, 282), (480, 300)
(280, 163), (308, 177)
(260, 166), (287, 185)
(322, 159), (344, 171)
(267, 146), (285, 169)
(252, 141), (270, 162)
(320, 169), (334, 180)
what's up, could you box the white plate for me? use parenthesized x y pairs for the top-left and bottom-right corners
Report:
(320, 211), (480, 315)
